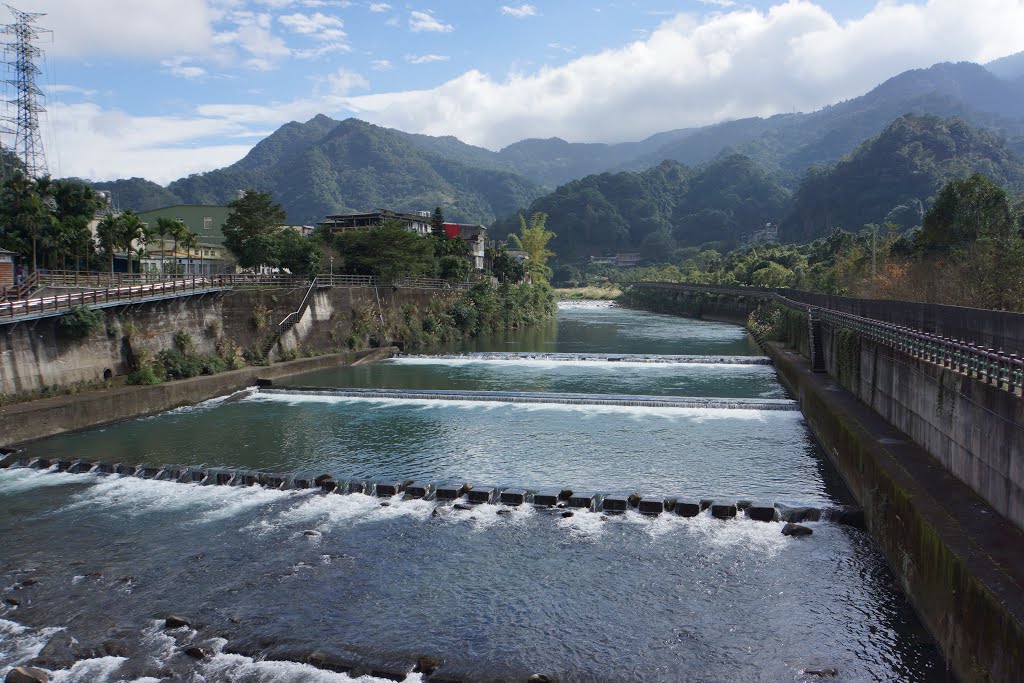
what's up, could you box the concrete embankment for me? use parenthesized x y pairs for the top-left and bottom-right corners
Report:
(0, 347), (396, 449)
(768, 341), (1024, 683)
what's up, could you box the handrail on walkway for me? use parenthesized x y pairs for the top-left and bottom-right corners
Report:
(0, 271), (474, 323)
(633, 281), (1024, 396)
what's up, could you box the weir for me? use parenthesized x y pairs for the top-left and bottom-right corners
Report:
(0, 455), (859, 525)
(257, 386), (800, 411)
(397, 351), (773, 365)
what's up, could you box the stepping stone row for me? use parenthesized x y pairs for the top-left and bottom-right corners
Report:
(1, 455), (830, 524)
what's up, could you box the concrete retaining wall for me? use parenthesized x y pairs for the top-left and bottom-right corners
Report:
(0, 286), (458, 397)
(819, 321), (1024, 530)
(0, 347), (396, 448)
(769, 342), (1024, 683)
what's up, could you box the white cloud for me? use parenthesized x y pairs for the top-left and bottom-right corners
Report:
(500, 4), (537, 18)
(369, 2), (391, 11)
(318, 67), (369, 95)
(38, 0), (215, 58)
(406, 53), (449, 64)
(47, 84), (98, 99)
(222, 10), (292, 67)
(343, 0), (1024, 148)
(371, 59), (393, 70)
(161, 57), (208, 79)
(279, 11), (347, 41)
(42, 102), (252, 184)
(409, 10), (453, 32)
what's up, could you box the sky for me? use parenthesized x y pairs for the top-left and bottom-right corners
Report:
(8, 0), (1024, 184)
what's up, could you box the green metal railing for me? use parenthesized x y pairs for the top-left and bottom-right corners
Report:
(635, 282), (1024, 396)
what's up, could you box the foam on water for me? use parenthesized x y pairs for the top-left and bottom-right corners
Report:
(439, 501), (536, 531)
(557, 299), (615, 309)
(246, 391), (796, 420)
(146, 388), (256, 419)
(48, 656), (128, 683)
(263, 492), (435, 534)
(0, 467), (92, 495)
(56, 475), (288, 523)
(0, 619), (64, 677)
(391, 354), (771, 369)
(201, 652), (424, 683)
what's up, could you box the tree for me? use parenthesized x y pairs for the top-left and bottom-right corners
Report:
(491, 248), (526, 284)
(223, 189), (287, 270)
(154, 217), (184, 275)
(917, 174), (1015, 252)
(180, 230), (199, 275)
(334, 220), (434, 281)
(509, 212), (556, 282)
(117, 211), (146, 274)
(431, 206), (446, 238)
(95, 214), (120, 274)
(277, 229), (322, 275)
(751, 262), (795, 288)
(0, 173), (51, 273)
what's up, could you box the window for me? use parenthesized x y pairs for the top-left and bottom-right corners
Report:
(203, 216), (212, 231)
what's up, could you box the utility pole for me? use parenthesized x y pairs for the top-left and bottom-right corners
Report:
(1, 4), (50, 179)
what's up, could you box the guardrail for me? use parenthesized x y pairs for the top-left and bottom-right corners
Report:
(632, 281), (1024, 396)
(0, 277), (225, 321)
(819, 308), (1024, 394)
(1, 272), (475, 322)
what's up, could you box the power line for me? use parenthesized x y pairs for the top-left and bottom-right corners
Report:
(1, 4), (50, 179)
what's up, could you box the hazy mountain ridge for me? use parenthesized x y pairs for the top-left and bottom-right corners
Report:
(88, 58), (1024, 235)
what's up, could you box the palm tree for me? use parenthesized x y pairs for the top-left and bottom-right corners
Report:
(154, 217), (180, 277)
(95, 214), (119, 274)
(169, 220), (189, 276)
(180, 230), (199, 276)
(117, 210), (145, 274)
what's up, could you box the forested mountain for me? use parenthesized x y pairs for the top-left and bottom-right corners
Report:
(986, 51), (1024, 81)
(87, 57), (1024, 234)
(779, 114), (1024, 243)
(96, 117), (544, 226)
(90, 177), (182, 212)
(627, 62), (1024, 183)
(394, 60), (1024, 188)
(491, 154), (790, 258)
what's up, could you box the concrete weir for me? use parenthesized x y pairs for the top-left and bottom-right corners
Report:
(258, 386), (800, 411)
(0, 454), (860, 527)
(401, 351), (773, 365)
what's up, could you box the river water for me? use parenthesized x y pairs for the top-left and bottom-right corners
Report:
(0, 303), (950, 682)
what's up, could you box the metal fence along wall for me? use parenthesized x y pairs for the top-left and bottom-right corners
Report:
(636, 282), (1024, 357)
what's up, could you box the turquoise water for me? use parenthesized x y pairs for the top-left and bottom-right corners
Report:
(0, 302), (950, 682)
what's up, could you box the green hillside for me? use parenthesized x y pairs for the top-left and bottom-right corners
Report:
(492, 154), (790, 258)
(779, 114), (1024, 242)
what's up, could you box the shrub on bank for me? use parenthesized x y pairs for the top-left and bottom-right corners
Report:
(56, 306), (105, 340)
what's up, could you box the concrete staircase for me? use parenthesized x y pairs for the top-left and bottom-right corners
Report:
(261, 277), (320, 360)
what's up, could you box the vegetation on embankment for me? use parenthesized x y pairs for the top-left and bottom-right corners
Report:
(553, 285), (621, 300)
(618, 286), (757, 324)
(383, 282), (557, 348)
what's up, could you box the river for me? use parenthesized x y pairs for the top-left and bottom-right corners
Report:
(0, 302), (950, 682)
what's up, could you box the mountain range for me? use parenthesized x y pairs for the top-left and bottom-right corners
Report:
(89, 54), (1024, 244)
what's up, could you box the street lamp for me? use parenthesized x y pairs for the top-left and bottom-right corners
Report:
(329, 255), (334, 276)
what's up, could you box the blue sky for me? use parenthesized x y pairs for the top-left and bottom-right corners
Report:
(14, 0), (1024, 183)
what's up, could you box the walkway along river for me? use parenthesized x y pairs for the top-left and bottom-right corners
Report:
(0, 302), (951, 682)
